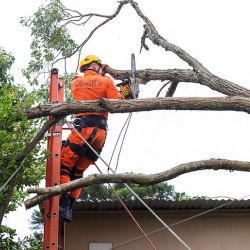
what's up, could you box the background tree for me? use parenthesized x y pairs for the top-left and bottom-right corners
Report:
(79, 181), (191, 202)
(0, 47), (45, 248)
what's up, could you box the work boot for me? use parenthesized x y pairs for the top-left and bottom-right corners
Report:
(59, 194), (71, 222)
(68, 196), (75, 222)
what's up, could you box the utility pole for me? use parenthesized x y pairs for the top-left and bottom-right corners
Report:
(43, 68), (65, 249)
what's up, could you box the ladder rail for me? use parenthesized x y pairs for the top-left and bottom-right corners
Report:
(43, 69), (65, 250)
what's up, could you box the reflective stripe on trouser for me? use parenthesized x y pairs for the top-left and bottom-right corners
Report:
(60, 126), (106, 199)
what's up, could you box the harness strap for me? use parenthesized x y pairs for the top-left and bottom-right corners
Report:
(74, 115), (107, 131)
(60, 165), (72, 176)
(70, 166), (85, 180)
(65, 126), (99, 157)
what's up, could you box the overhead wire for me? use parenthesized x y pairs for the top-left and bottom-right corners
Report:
(110, 193), (250, 249)
(64, 118), (192, 250)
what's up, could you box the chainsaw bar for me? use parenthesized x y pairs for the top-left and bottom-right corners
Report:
(130, 53), (139, 99)
(116, 54), (139, 99)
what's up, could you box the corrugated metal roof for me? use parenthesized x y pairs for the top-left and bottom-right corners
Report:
(73, 199), (250, 211)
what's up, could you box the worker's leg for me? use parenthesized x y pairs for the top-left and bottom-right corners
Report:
(69, 128), (107, 200)
(60, 130), (83, 222)
(60, 129), (83, 185)
(60, 128), (106, 221)
(69, 156), (93, 199)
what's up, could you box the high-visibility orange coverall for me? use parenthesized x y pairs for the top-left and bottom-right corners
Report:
(60, 70), (124, 200)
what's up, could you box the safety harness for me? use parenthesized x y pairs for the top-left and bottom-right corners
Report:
(61, 115), (107, 179)
(65, 115), (107, 159)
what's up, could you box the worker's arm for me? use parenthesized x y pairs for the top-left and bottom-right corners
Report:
(106, 77), (126, 100)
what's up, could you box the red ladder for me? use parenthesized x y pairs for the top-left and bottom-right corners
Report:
(43, 68), (65, 249)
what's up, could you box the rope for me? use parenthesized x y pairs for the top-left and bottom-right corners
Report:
(114, 113), (132, 172)
(108, 113), (132, 169)
(64, 119), (192, 250)
(94, 163), (157, 250)
(0, 159), (26, 194)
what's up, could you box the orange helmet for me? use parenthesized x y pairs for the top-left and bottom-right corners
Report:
(79, 55), (103, 72)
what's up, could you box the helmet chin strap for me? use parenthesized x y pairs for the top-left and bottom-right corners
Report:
(84, 62), (102, 74)
(96, 64), (102, 74)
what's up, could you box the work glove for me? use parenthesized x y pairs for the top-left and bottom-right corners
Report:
(120, 84), (132, 99)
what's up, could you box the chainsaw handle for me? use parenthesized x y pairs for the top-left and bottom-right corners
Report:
(116, 78), (130, 87)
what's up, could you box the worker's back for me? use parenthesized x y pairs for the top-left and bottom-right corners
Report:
(71, 70), (123, 118)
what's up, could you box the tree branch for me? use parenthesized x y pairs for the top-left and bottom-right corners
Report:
(106, 67), (250, 97)
(124, 0), (250, 98)
(23, 97), (250, 120)
(53, 1), (128, 65)
(24, 158), (250, 209)
(165, 81), (179, 97)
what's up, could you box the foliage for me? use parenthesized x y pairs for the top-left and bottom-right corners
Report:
(29, 209), (43, 231)
(33, 71), (75, 104)
(0, 210), (44, 250)
(0, 78), (45, 214)
(0, 48), (14, 86)
(18, 232), (43, 250)
(0, 224), (43, 250)
(0, 47), (46, 247)
(0, 225), (21, 250)
(20, 0), (77, 86)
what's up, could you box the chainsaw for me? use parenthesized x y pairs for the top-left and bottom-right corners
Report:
(116, 53), (139, 99)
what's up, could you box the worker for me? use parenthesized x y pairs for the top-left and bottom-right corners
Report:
(59, 55), (132, 222)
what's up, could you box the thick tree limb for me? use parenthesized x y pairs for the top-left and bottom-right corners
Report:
(24, 159), (250, 209)
(124, 0), (250, 98)
(23, 97), (250, 120)
(107, 67), (250, 97)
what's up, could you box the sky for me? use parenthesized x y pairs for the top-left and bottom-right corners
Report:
(1, 0), (250, 239)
